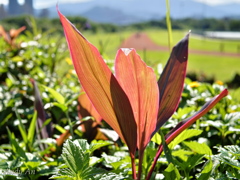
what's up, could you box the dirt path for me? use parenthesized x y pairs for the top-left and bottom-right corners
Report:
(120, 32), (240, 58)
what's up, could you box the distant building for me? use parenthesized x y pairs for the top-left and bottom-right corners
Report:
(0, 4), (8, 19)
(7, 0), (34, 16)
(24, 0), (34, 14)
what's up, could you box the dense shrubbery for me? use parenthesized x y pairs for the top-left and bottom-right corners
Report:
(0, 17), (239, 180)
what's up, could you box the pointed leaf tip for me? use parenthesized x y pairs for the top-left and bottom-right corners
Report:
(120, 48), (133, 56)
(173, 32), (189, 63)
(155, 34), (189, 134)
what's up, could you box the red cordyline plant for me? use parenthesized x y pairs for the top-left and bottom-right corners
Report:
(0, 25), (26, 48)
(58, 10), (228, 180)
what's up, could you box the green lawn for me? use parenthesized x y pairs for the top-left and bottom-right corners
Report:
(147, 29), (240, 54)
(83, 29), (240, 82)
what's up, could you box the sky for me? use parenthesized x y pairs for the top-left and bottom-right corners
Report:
(1, 0), (240, 9)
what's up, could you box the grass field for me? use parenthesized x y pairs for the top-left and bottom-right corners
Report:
(84, 29), (240, 83)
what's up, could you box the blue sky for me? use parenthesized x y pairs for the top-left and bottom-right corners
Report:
(1, 0), (240, 9)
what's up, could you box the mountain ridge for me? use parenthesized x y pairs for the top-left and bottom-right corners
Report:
(46, 0), (240, 25)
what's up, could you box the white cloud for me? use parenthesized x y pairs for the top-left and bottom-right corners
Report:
(1, 0), (240, 8)
(0, 0), (8, 5)
(34, 0), (93, 9)
(194, 0), (240, 5)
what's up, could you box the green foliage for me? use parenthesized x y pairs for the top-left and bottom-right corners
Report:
(0, 128), (58, 179)
(51, 139), (123, 180)
(211, 145), (240, 179)
(163, 163), (181, 180)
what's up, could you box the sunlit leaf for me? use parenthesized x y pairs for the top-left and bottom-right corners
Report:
(183, 141), (212, 156)
(78, 92), (102, 122)
(155, 33), (189, 134)
(115, 48), (159, 150)
(198, 160), (213, 180)
(89, 140), (113, 154)
(27, 110), (37, 149)
(163, 163), (181, 180)
(58, 10), (137, 156)
(40, 84), (65, 105)
(168, 129), (203, 149)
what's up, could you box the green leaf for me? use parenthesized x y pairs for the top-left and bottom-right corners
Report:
(173, 107), (195, 120)
(7, 128), (27, 159)
(223, 145), (240, 156)
(168, 129), (203, 149)
(62, 139), (89, 176)
(55, 124), (67, 134)
(15, 111), (28, 145)
(160, 129), (173, 164)
(151, 132), (161, 145)
(174, 153), (204, 175)
(41, 118), (52, 130)
(9, 157), (23, 169)
(27, 110), (37, 148)
(172, 149), (193, 162)
(89, 140), (113, 154)
(0, 161), (8, 169)
(184, 154), (205, 170)
(40, 84), (65, 104)
(12, 56), (24, 62)
(52, 102), (68, 112)
(214, 145), (240, 170)
(226, 168), (240, 179)
(163, 163), (181, 180)
(24, 160), (42, 169)
(101, 153), (122, 169)
(198, 160), (213, 180)
(142, 142), (157, 172)
(183, 141), (212, 156)
(94, 172), (126, 180)
(72, 139), (90, 152)
(51, 139), (107, 179)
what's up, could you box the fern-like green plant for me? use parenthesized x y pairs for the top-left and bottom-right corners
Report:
(212, 145), (240, 179)
(51, 139), (125, 180)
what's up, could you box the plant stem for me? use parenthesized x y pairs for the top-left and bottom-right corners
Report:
(65, 111), (74, 140)
(165, 0), (173, 51)
(131, 154), (137, 180)
(137, 149), (144, 180)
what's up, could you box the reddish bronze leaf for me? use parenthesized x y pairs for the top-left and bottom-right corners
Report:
(165, 89), (228, 142)
(58, 10), (137, 155)
(115, 48), (159, 150)
(30, 79), (53, 150)
(78, 92), (102, 122)
(155, 33), (189, 134)
(77, 92), (108, 142)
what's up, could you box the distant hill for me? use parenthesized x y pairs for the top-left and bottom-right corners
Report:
(81, 6), (143, 25)
(46, 0), (240, 25)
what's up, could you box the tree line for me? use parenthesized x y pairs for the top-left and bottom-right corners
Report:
(0, 15), (240, 33)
